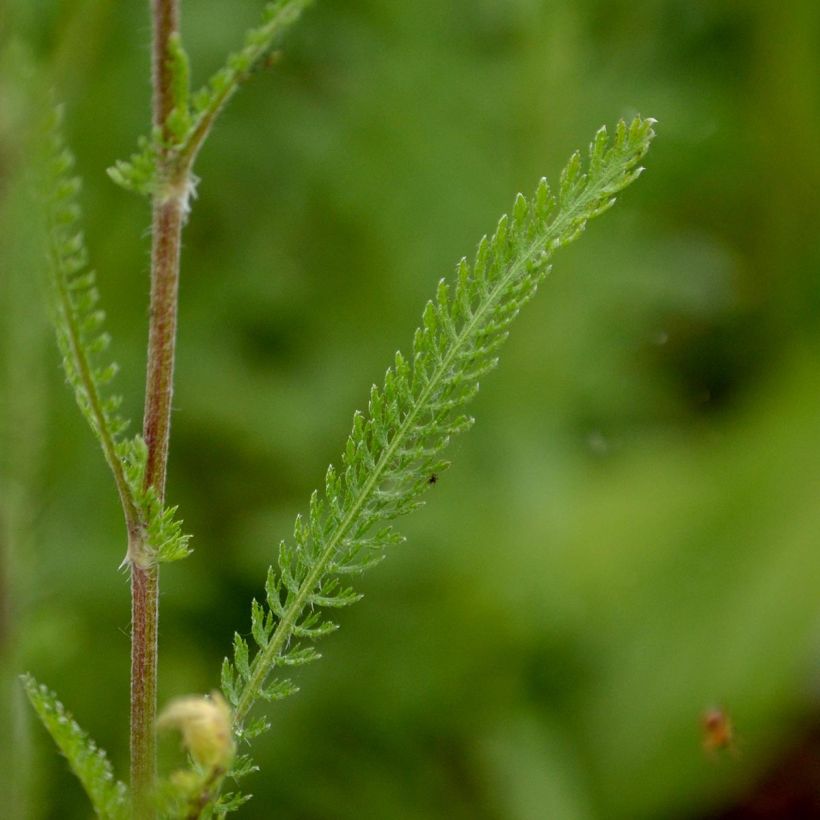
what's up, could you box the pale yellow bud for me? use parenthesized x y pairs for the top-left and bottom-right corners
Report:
(157, 691), (235, 770)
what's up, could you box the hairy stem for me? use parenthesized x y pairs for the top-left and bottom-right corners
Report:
(151, 0), (181, 134)
(131, 0), (183, 813)
(129, 563), (159, 815)
(142, 197), (184, 501)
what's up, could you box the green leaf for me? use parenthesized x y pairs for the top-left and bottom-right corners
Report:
(21, 674), (128, 819)
(39, 109), (192, 572)
(118, 435), (193, 565)
(185, 0), (312, 154)
(144, 493), (193, 563)
(40, 107), (142, 544)
(107, 133), (159, 196)
(222, 117), (656, 742)
(112, 0), (312, 193)
(43, 110), (129, 448)
(166, 32), (192, 142)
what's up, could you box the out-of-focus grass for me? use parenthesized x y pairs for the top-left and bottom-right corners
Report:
(2, 1), (819, 817)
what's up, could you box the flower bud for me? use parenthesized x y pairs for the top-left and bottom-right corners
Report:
(157, 691), (235, 770)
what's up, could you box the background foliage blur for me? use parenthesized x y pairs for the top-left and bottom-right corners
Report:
(2, 1), (820, 818)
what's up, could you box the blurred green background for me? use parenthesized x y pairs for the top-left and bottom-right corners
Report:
(2, 1), (820, 818)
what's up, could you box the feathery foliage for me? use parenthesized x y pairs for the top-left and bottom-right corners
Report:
(41, 109), (191, 570)
(41, 109), (136, 518)
(35, 4), (655, 816)
(221, 118), (656, 763)
(108, 0), (311, 197)
(21, 675), (128, 820)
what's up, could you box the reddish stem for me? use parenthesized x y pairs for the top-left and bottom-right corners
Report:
(130, 0), (183, 814)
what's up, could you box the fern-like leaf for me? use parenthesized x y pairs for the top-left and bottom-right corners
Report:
(107, 132), (160, 196)
(21, 674), (128, 819)
(182, 0), (311, 162)
(110, 0), (311, 197)
(119, 435), (193, 564)
(222, 116), (656, 745)
(41, 109), (141, 535)
(43, 110), (192, 567)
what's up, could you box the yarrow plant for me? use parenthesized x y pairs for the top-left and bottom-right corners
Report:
(24, 0), (655, 817)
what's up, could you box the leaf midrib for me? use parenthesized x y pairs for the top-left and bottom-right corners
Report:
(231, 153), (632, 726)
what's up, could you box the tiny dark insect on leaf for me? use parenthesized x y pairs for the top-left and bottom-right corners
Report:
(427, 474), (438, 485)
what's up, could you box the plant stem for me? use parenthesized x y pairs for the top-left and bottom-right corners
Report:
(129, 564), (159, 816)
(131, 0), (183, 814)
